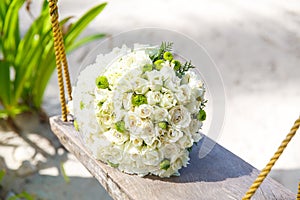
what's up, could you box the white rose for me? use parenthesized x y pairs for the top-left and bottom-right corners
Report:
(155, 125), (168, 137)
(97, 145), (123, 164)
(130, 137), (144, 147)
(141, 149), (162, 166)
(124, 111), (143, 134)
(169, 105), (191, 128)
(166, 128), (184, 143)
(146, 91), (162, 105)
(135, 104), (153, 118)
(103, 129), (129, 145)
(152, 106), (169, 122)
(177, 133), (194, 149)
(160, 89), (177, 109)
(160, 143), (180, 163)
(140, 121), (156, 146)
(175, 84), (191, 104)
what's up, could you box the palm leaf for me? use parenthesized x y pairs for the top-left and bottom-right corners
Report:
(64, 3), (107, 47)
(66, 33), (106, 52)
(0, 60), (11, 107)
(2, 0), (25, 63)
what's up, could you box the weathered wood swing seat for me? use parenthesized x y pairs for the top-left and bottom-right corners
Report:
(50, 116), (295, 200)
(47, 0), (300, 199)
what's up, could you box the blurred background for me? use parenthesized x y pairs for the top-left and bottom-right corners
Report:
(1, 0), (299, 199)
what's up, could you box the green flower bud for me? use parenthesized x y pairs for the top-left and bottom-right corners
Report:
(197, 109), (206, 121)
(163, 51), (173, 61)
(115, 121), (126, 133)
(74, 120), (79, 131)
(160, 159), (170, 170)
(96, 76), (109, 89)
(80, 101), (85, 110)
(158, 121), (168, 129)
(143, 64), (153, 72)
(154, 59), (164, 70)
(171, 60), (181, 71)
(132, 94), (148, 106)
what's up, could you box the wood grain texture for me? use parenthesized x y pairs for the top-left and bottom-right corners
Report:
(50, 116), (295, 200)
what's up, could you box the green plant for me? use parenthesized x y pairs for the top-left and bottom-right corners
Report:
(0, 0), (107, 118)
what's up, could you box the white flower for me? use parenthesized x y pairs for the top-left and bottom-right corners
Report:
(103, 129), (129, 145)
(188, 71), (204, 89)
(73, 44), (207, 178)
(177, 131), (194, 148)
(188, 119), (203, 142)
(166, 128), (184, 143)
(146, 91), (162, 105)
(175, 85), (191, 104)
(135, 104), (153, 119)
(160, 89), (177, 109)
(161, 143), (180, 163)
(152, 106), (169, 122)
(131, 77), (149, 94)
(169, 105), (191, 128)
(185, 101), (201, 114)
(140, 121), (156, 146)
(142, 149), (162, 166)
(97, 145), (123, 164)
(122, 92), (133, 111)
(189, 119), (202, 135)
(191, 87), (205, 101)
(145, 70), (163, 91)
(124, 111), (143, 134)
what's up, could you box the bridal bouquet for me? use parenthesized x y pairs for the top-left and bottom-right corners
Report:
(71, 42), (207, 177)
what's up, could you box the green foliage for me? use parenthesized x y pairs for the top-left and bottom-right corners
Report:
(60, 162), (70, 184)
(0, 169), (5, 182)
(150, 42), (173, 62)
(8, 191), (35, 200)
(0, 0), (107, 118)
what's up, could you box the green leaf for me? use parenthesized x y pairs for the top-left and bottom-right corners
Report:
(60, 162), (70, 184)
(66, 33), (106, 52)
(8, 191), (35, 200)
(2, 0), (25, 63)
(0, 60), (11, 107)
(13, 10), (52, 105)
(0, 169), (6, 182)
(64, 3), (107, 47)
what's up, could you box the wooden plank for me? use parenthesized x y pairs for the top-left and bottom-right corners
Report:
(50, 116), (295, 200)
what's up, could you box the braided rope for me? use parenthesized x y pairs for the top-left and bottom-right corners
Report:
(57, 23), (72, 101)
(243, 116), (300, 199)
(48, 0), (67, 121)
(297, 181), (300, 200)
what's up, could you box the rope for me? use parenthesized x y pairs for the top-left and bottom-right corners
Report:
(48, 0), (73, 121)
(48, 0), (69, 121)
(243, 116), (300, 199)
(57, 21), (72, 101)
(298, 181), (300, 200)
